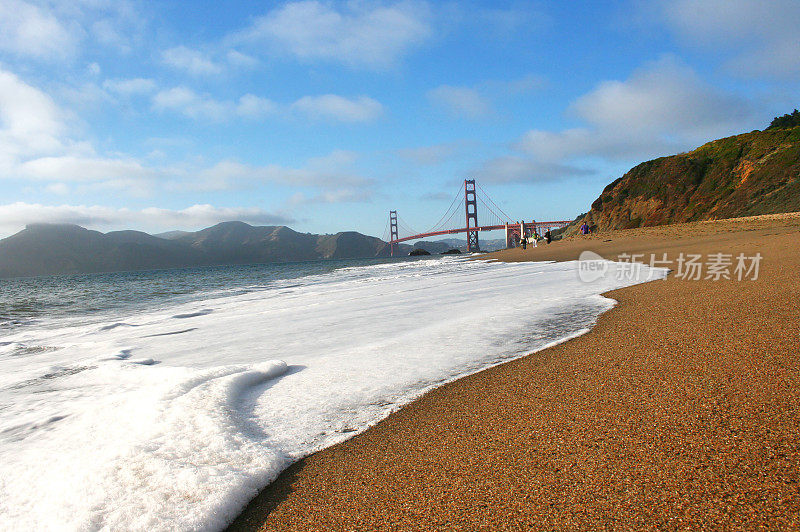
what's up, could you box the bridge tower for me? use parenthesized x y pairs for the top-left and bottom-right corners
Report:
(389, 210), (399, 256)
(464, 179), (480, 252)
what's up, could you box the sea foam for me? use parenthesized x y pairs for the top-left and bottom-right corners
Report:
(0, 257), (666, 530)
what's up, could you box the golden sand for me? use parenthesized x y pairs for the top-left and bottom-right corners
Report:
(229, 213), (800, 531)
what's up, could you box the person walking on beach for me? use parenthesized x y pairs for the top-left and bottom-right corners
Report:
(531, 231), (538, 248)
(545, 230), (552, 244)
(580, 222), (590, 235)
(521, 234), (527, 250)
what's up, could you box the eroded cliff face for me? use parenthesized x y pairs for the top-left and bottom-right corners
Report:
(581, 126), (800, 231)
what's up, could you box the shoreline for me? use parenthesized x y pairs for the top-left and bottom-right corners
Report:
(228, 213), (800, 530)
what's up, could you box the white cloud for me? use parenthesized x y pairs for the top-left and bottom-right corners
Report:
(474, 156), (593, 184)
(425, 76), (544, 121)
(0, 202), (294, 237)
(571, 56), (754, 139)
(0, 68), (68, 163)
(175, 151), (375, 206)
(57, 80), (114, 111)
(90, 2), (146, 54)
(514, 57), (757, 171)
(305, 149), (359, 170)
(516, 128), (676, 165)
(287, 189), (374, 205)
(187, 154), (372, 191)
(473, 56), (761, 184)
(153, 87), (227, 121)
(45, 182), (69, 195)
(0, 0), (146, 61)
(233, 0), (431, 68)
(313, 188), (373, 203)
(236, 94), (277, 118)
(153, 87), (276, 121)
(154, 88), (381, 124)
(86, 1), (146, 52)
(427, 85), (492, 119)
(161, 46), (261, 75)
(659, 0), (799, 44)
(161, 46), (223, 76)
(0, 0), (79, 60)
(139, 204), (294, 229)
(92, 18), (127, 50)
(292, 94), (383, 122)
(18, 155), (156, 183)
(728, 39), (800, 78)
(103, 78), (157, 96)
(226, 49), (258, 68)
(654, 0), (800, 77)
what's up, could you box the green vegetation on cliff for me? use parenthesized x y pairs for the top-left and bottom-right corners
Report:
(583, 120), (800, 231)
(767, 109), (800, 130)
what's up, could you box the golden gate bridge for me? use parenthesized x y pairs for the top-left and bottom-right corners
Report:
(384, 179), (572, 256)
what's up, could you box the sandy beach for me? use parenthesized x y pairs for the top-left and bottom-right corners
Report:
(229, 213), (800, 531)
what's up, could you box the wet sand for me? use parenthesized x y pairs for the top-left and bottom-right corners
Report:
(229, 213), (800, 531)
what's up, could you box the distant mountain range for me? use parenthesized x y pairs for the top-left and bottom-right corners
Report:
(0, 222), (414, 279)
(578, 115), (800, 232)
(412, 237), (508, 253)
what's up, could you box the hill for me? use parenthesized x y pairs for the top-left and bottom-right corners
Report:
(581, 123), (800, 231)
(0, 224), (204, 278)
(0, 222), (401, 279)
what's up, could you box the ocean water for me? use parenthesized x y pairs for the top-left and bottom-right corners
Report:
(0, 256), (667, 531)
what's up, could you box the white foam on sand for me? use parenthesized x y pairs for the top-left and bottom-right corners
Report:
(0, 257), (666, 531)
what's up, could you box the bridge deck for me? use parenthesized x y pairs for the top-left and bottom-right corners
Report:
(390, 221), (573, 244)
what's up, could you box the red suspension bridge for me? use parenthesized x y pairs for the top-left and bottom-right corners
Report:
(385, 179), (572, 256)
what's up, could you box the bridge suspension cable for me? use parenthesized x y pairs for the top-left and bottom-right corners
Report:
(395, 215), (419, 239)
(476, 182), (514, 223)
(381, 214), (390, 242)
(422, 186), (462, 234)
(476, 195), (505, 227)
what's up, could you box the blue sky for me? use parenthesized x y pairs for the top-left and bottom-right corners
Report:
(0, 0), (798, 239)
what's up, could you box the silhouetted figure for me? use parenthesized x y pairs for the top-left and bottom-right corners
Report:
(545, 230), (552, 244)
(521, 235), (527, 250)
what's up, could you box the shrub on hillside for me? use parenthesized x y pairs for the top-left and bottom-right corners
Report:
(767, 109), (800, 130)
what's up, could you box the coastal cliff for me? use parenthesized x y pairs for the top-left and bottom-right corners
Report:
(581, 115), (800, 231)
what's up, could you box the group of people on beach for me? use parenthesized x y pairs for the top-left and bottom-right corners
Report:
(519, 229), (552, 250)
(518, 221), (590, 250)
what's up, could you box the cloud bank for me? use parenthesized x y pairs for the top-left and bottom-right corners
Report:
(654, 0), (800, 78)
(0, 203), (295, 237)
(475, 56), (759, 183)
